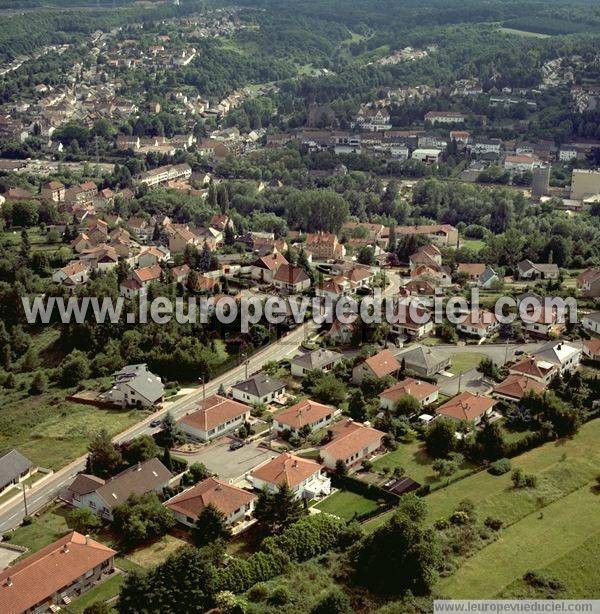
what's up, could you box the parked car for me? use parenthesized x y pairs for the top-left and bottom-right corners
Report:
(150, 419), (162, 428)
(229, 439), (245, 451)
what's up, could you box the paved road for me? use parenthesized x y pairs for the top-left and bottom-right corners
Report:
(437, 368), (494, 397)
(0, 322), (319, 533)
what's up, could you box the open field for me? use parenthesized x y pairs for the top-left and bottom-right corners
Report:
(124, 534), (187, 568)
(313, 489), (380, 520)
(4, 503), (70, 555)
(437, 484), (600, 598)
(499, 27), (551, 38)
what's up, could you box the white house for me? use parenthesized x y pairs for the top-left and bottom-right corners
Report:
(52, 261), (90, 287)
(103, 364), (164, 408)
(533, 341), (582, 374)
(179, 394), (250, 442)
(378, 378), (439, 412)
(231, 372), (286, 406)
(272, 399), (336, 436)
(319, 419), (385, 470)
(582, 311), (600, 336)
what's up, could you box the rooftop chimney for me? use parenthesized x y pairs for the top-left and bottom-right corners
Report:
(5, 577), (12, 587)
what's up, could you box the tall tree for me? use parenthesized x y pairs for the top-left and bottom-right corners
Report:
(193, 503), (231, 547)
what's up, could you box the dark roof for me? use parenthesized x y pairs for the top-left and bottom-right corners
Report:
(0, 449), (33, 490)
(383, 477), (421, 495)
(232, 372), (286, 398)
(291, 348), (341, 370)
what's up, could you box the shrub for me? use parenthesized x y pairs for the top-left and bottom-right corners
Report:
(488, 458), (511, 475)
(434, 518), (449, 530)
(484, 516), (503, 531)
(21, 516), (33, 526)
(523, 570), (565, 593)
(247, 582), (269, 602)
(267, 586), (292, 606)
(449, 510), (470, 525)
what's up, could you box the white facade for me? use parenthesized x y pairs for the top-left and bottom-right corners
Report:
(249, 469), (330, 499)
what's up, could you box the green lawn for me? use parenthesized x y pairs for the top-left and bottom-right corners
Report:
(497, 534), (600, 598)
(371, 440), (476, 487)
(5, 503), (70, 555)
(124, 534), (187, 569)
(461, 238), (485, 251)
(68, 573), (124, 613)
(314, 490), (380, 520)
(448, 352), (486, 374)
(437, 484), (600, 598)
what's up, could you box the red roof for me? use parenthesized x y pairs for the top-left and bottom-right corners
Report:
(437, 392), (496, 422)
(363, 349), (401, 377)
(275, 399), (334, 429)
(320, 419), (385, 462)
(250, 452), (321, 488)
(179, 394), (248, 432)
(492, 374), (546, 401)
(0, 532), (115, 614)
(379, 377), (439, 403)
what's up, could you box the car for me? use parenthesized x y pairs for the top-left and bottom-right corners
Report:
(514, 349), (525, 356)
(150, 419), (162, 428)
(229, 439), (245, 451)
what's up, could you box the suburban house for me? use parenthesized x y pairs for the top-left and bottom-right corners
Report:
(425, 111), (466, 124)
(102, 364), (164, 408)
(231, 372), (286, 406)
(351, 349), (401, 384)
(409, 244), (442, 271)
(457, 264), (500, 288)
(272, 399), (336, 436)
(456, 309), (499, 338)
(389, 304), (435, 339)
(179, 394), (250, 441)
(396, 345), (451, 376)
(492, 374), (546, 402)
(52, 261), (90, 287)
(517, 260), (559, 280)
(167, 226), (201, 254)
(379, 378), (440, 412)
(290, 348), (342, 377)
(576, 267), (600, 298)
(533, 341), (582, 374)
(436, 392), (497, 425)
(326, 315), (359, 345)
(41, 179), (66, 202)
(251, 252), (288, 283)
(319, 419), (386, 470)
(120, 264), (162, 298)
(395, 224), (459, 247)
(315, 275), (350, 299)
(520, 307), (566, 338)
(508, 356), (557, 385)
(583, 338), (600, 361)
(249, 452), (331, 499)
(0, 532), (116, 614)
(272, 264), (311, 293)
(582, 311), (600, 336)
(65, 458), (172, 521)
(164, 477), (256, 529)
(0, 449), (34, 497)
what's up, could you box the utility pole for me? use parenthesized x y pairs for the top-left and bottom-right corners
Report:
(457, 371), (463, 393)
(21, 484), (28, 517)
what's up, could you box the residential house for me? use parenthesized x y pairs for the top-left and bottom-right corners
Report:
(251, 252), (289, 283)
(52, 261), (90, 287)
(344, 266), (375, 290)
(319, 419), (385, 470)
(457, 309), (499, 338)
(351, 349), (401, 384)
(80, 245), (119, 272)
(582, 311), (600, 336)
(120, 264), (162, 298)
(315, 275), (349, 300)
(171, 264), (191, 284)
(103, 364), (164, 408)
(411, 148), (442, 164)
(326, 315), (358, 345)
(231, 373), (286, 406)
(583, 338), (600, 361)
(504, 155), (540, 172)
(164, 477), (256, 529)
(409, 244), (442, 271)
(456, 263), (499, 288)
(436, 391), (497, 425)
(517, 260), (559, 280)
(0, 532), (116, 614)
(66, 458), (172, 521)
(41, 180), (65, 203)
(290, 348), (342, 377)
(66, 181), (98, 205)
(424, 111), (465, 124)
(492, 374), (546, 402)
(0, 449), (34, 497)
(532, 341), (582, 374)
(396, 345), (451, 376)
(509, 356), (557, 385)
(272, 399), (336, 436)
(178, 394), (250, 442)
(396, 224), (459, 247)
(273, 264), (311, 293)
(167, 225), (201, 254)
(138, 246), (170, 268)
(305, 232), (346, 260)
(249, 452), (330, 499)
(127, 216), (153, 243)
(577, 267), (600, 298)
(379, 378), (440, 412)
(389, 303), (434, 339)
(521, 307), (566, 338)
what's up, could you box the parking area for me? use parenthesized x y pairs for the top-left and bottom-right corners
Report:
(0, 545), (23, 570)
(177, 437), (277, 481)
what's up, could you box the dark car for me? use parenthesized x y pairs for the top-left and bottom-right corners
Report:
(514, 349), (525, 356)
(150, 419), (162, 428)
(229, 439), (245, 451)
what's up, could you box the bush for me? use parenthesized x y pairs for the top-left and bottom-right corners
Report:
(523, 570), (565, 593)
(484, 516), (503, 531)
(434, 518), (449, 530)
(449, 510), (470, 525)
(267, 586), (292, 606)
(247, 582), (269, 602)
(21, 516), (33, 526)
(488, 458), (511, 475)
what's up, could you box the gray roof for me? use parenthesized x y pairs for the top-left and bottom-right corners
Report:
(232, 372), (286, 398)
(396, 345), (449, 371)
(70, 458), (172, 510)
(291, 348), (342, 370)
(584, 311), (600, 323)
(112, 364), (164, 403)
(0, 449), (33, 490)
(518, 260), (559, 275)
(479, 267), (498, 285)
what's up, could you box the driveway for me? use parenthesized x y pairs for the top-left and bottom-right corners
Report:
(437, 368), (494, 397)
(177, 437), (276, 481)
(0, 545), (22, 570)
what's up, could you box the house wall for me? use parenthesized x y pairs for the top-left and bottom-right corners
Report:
(71, 491), (113, 520)
(273, 412), (333, 436)
(582, 316), (600, 335)
(250, 471), (324, 499)
(232, 387), (285, 406)
(321, 437), (383, 470)
(172, 501), (253, 528)
(0, 466), (33, 496)
(379, 390), (438, 412)
(180, 412), (249, 442)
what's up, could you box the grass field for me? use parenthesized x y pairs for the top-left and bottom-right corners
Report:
(313, 490), (380, 520)
(5, 503), (70, 555)
(437, 484), (600, 598)
(124, 534), (187, 568)
(69, 573), (124, 613)
(448, 352), (486, 374)
(499, 27), (551, 38)
(461, 238), (485, 251)
(497, 534), (600, 598)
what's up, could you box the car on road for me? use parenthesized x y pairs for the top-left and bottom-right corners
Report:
(229, 439), (245, 451)
(514, 349), (525, 356)
(150, 419), (162, 428)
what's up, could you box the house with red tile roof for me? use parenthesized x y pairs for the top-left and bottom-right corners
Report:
(0, 532), (116, 614)
(120, 264), (162, 299)
(508, 356), (557, 385)
(272, 264), (311, 293)
(457, 309), (499, 338)
(165, 477), (256, 528)
(305, 232), (346, 260)
(273, 399), (336, 436)
(352, 349), (401, 384)
(319, 419), (385, 470)
(492, 374), (546, 402)
(576, 267), (600, 298)
(249, 452), (330, 499)
(179, 394), (250, 441)
(379, 377), (439, 412)
(436, 391), (497, 425)
(250, 251), (288, 283)
(583, 338), (600, 362)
